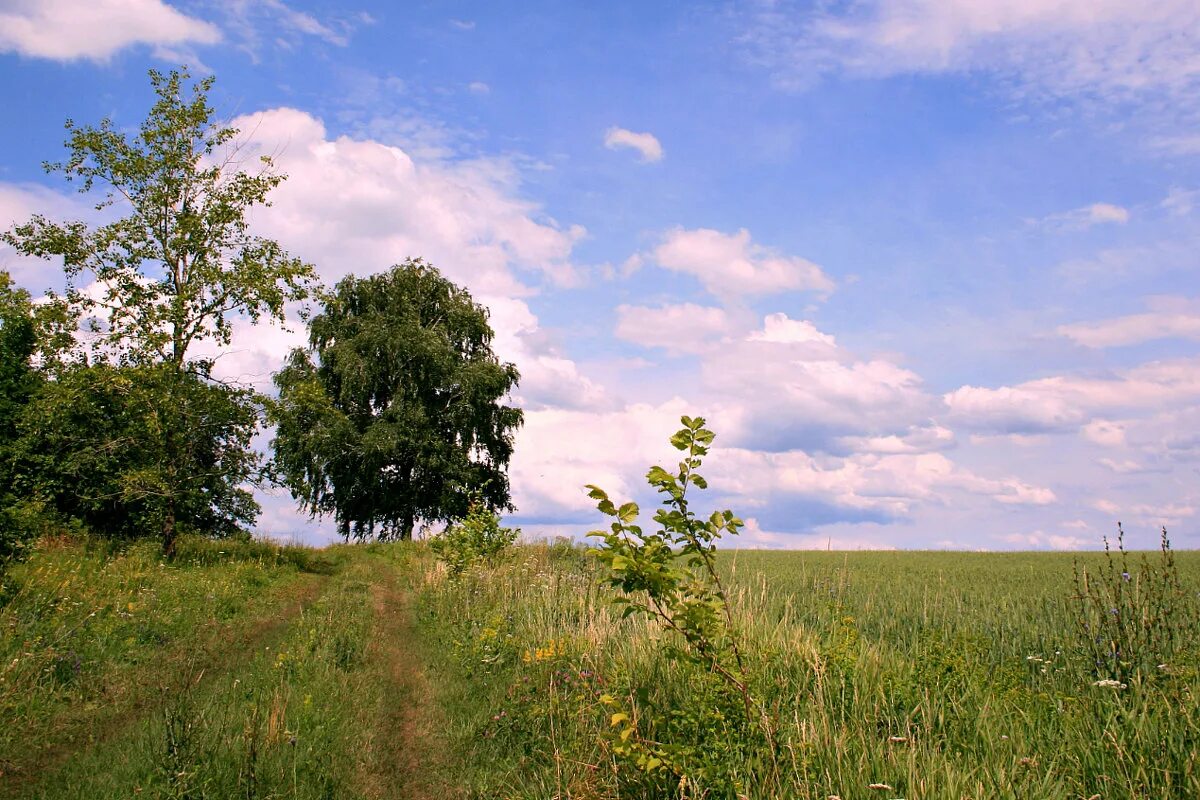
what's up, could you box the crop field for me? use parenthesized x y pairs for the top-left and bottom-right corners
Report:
(1, 535), (1197, 800)
(417, 543), (1200, 799)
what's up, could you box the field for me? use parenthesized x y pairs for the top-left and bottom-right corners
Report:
(1, 536), (1197, 799)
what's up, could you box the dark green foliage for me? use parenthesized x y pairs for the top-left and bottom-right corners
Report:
(271, 259), (523, 541)
(0, 272), (41, 566)
(1, 68), (314, 553)
(10, 363), (261, 541)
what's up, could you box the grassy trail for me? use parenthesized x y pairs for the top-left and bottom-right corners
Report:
(4, 571), (329, 797)
(356, 569), (447, 800)
(1, 541), (453, 800)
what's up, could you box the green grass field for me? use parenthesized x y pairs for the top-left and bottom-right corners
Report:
(1, 536), (1197, 799)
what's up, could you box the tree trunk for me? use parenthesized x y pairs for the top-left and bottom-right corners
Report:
(163, 501), (177, 559)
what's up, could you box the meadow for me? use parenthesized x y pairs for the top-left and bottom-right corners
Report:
(1, 534), (1197, 799)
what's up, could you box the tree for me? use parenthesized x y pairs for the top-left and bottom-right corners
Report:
(0, 272), (40, 566)
(10, 363), (260, 542)
(1, 68), (314, 555)
(271, 260), (523, 541)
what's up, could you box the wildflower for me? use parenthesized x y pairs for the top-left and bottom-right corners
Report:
(1093, 679), (1126, 689)
(888, 736), (907, 743)
(868, 784), (893, 791)
(1121, 571), (1130, 581)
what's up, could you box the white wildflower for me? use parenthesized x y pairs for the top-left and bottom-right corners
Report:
(1093, 679), (1127, 689)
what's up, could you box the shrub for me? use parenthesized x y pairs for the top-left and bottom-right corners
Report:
(587, 415), (780, 794)
(430, 498), (519, 576)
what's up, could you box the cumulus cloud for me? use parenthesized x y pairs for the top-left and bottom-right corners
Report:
(650, 227), (834, 298)
(230, 108), (586, 294)
(945, 357), (1200, 434)
(0, 183), (100, 287)
(197, 108), (599, 412)
(603, 127), (664, 162)
(614, 303), (737, 354)
(0, 0), (220, 62)
(705, 314), (939, 452)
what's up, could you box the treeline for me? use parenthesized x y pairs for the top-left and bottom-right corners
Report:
(0, 68), (521, 569)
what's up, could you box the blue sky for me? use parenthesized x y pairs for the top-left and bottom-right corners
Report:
(2, 0), (1199, 549)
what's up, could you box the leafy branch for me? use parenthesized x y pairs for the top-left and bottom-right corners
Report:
(587, 415), (779, 789)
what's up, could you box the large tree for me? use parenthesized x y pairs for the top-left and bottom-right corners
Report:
(2, 68), (314, 555)
(271, 260), (523, 541)
(0, 272), (40, 565)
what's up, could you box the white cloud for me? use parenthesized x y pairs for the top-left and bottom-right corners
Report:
(946, 357), (1200, 434)
(1162, 187), (1199, 216)
(231, 107), (585, 294)
(749, 312), (836, 345)
(699, 313), (943, 453)
(1149, 134), (1200, 156)
(650, 227), (834, 298)
(1057, 297), (1200, 347)
(1082, 419), (1127, 447)
(1001, 530), (1093, 550)
(0, 0), (220, 62)
(1040, 202), (1130, 230)
(614, 303), (736, 354)
(219, 0), (363, 57)
(743, 0), (1200, 105)
(0, 183), (99, 287)
(1092, 502), (1197, 527)
(220, 107), (604, 415)
(835, 425), (956, 455)
(468, 81), (490, 95)
(603, 127), (664, 162)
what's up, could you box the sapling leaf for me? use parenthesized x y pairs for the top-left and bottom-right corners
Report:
(618, 501), (639, 523)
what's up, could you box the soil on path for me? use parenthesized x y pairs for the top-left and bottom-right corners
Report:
(358, 570), (451, 800)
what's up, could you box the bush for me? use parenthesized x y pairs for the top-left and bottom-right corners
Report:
(430, 499), (519, 576)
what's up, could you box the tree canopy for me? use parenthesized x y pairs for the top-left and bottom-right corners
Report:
(271, 260), (523, 541)
(2, 68), (313, 370)
(1, 68), (314, 555)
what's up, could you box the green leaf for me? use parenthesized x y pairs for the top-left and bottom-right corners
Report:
(585, 484), (609, 501)
(617, 501), (639, 523)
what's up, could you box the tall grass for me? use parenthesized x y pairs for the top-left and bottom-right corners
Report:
(29, 554), (380, 799)
(415, 544), (1200, 799)
(0, 534), (330, 788)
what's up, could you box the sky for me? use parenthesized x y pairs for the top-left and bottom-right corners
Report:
(1, 0), (1199, 550)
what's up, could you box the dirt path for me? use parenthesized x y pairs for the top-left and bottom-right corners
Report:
(358, 568), (450, 800)
(1, 572), (328, 797)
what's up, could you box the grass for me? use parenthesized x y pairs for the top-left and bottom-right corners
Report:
(413, 544), (1200, 800)
(2, 532), (1197, 799)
